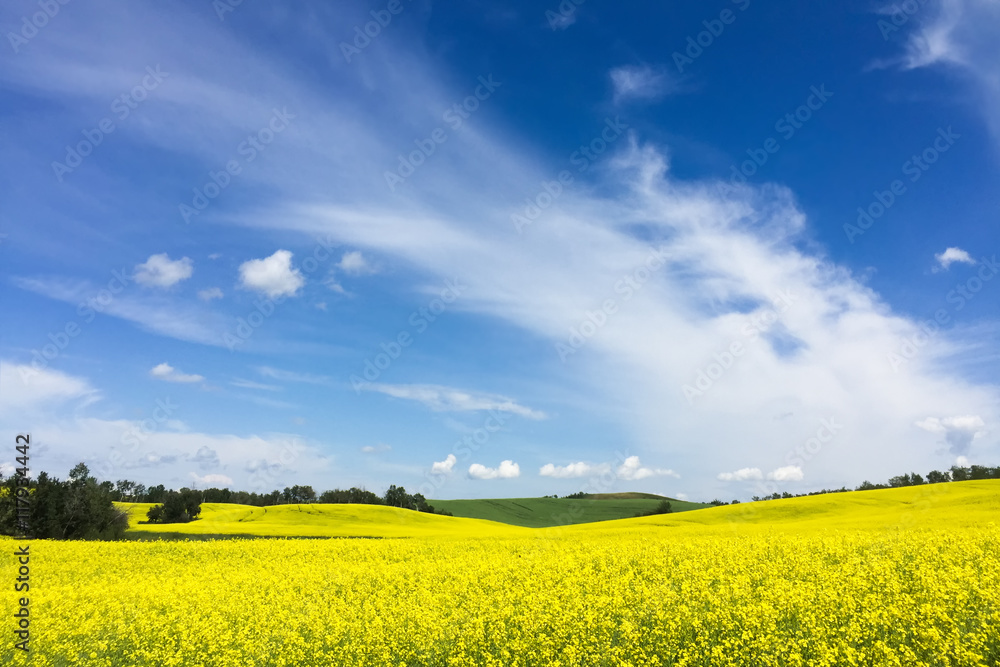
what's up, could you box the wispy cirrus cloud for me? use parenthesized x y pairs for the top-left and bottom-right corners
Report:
(360, 383), (546, 419)
(13, 276), (228, 347)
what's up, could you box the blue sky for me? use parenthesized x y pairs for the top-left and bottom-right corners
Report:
(1, 0), (998, 501)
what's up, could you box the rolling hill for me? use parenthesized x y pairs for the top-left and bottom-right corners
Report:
(115, 480), (1000, 540)
(118, 502), (526, 539)
(430, 495), (710, 527)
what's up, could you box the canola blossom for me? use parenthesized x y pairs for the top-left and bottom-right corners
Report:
(3, 483), (999, 666)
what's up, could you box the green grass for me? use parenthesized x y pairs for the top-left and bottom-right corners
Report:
(429, 495), (710, 528)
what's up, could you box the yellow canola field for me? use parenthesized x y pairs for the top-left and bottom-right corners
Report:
(2, 481), (999, 667)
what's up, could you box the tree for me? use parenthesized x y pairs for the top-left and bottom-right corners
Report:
(147, 489), (202, 524)
(383, 485), (411, 508)
(970, 465), (992, 480)
(951, 466), (970, 482)
(0, 464), (128, 540)
(926, 470), (950, 484)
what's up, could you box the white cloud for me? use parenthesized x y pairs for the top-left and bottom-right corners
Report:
(718, 465), (803, 482)
(361, 443), (392, 454)
(718, 467), (764, 482)
(14, 277), (228, 347)
(431, 454), (457, 473)
(893, 0), (1000, 148)
(190, 473), (234, 487)
(238, 250), (304, 298)
(337, 250), (377, 275)
(675, 492), (689, 500)
(610, 65), (678, 104)
(256, 366), (333, 385)
(360, 383), (546, 419)
(956, 455), (971, 467)
(766, 465), (804, 482)
(934, 247), (975, 270)
(616, 456), (678, 481)
(15, 6), (999, 492)
(916, 415), (986, 454)
(149, 362), (204, 383)
(539, 461), (611, 478)
(468, 460), (520, 479)
(134, 254), (193, 288)
(198, 287), (224, 301)
(230, 378), (281, 391)
(0, 361), (100, 415)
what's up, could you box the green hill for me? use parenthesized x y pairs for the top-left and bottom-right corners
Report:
(429, 495), (710, 528)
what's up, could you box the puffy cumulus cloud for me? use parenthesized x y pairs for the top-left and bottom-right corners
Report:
(609, 64), (679, 104)
(190, 472), (234, 487)
(197, 287), (224, 301)
(431, 454), (457, 474)
(134, 254), (193, 288)
(935, 247), (975, 271)
(539, 461), (611, 478)
(718, 467), (764, 482)
(766, 465), (804, 482)
(0, 361), (100, 415)
(238, 250), (304, 298)
(337, 250), (377, 275)
(916, 415), (986, 454)
(149, 362), (204, 383)
(361, 383), (546, 419)
(468, 460), (520, 479)
(617, 456), (678, 481)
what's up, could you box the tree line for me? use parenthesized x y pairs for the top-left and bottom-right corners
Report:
(743, 464), (1000, 503)
(0, 464), (129, 539)
(109, 480), (449, 515)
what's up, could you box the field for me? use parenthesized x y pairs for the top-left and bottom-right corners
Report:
(3, 481), (999, 666)
(117, 502), (528, 539)
(429, 493), (709, 528)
